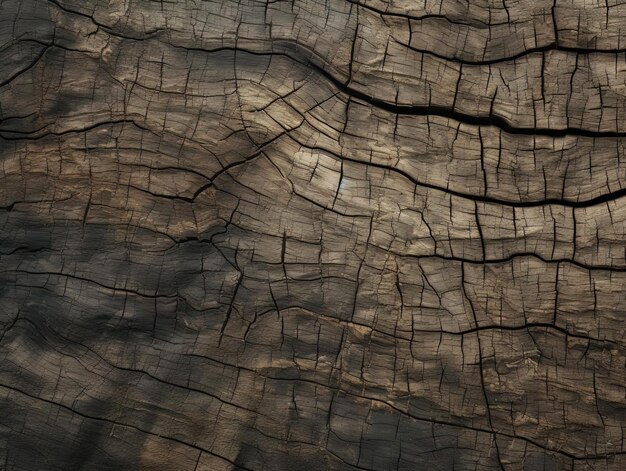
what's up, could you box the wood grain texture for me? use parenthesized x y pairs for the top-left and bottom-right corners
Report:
(2, 0), (626, 469)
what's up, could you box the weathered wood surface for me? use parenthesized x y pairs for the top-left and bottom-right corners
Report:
(2, 0), (626, 469)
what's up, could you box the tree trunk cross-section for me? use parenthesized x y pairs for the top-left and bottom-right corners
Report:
(1, 0), (626, 469)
